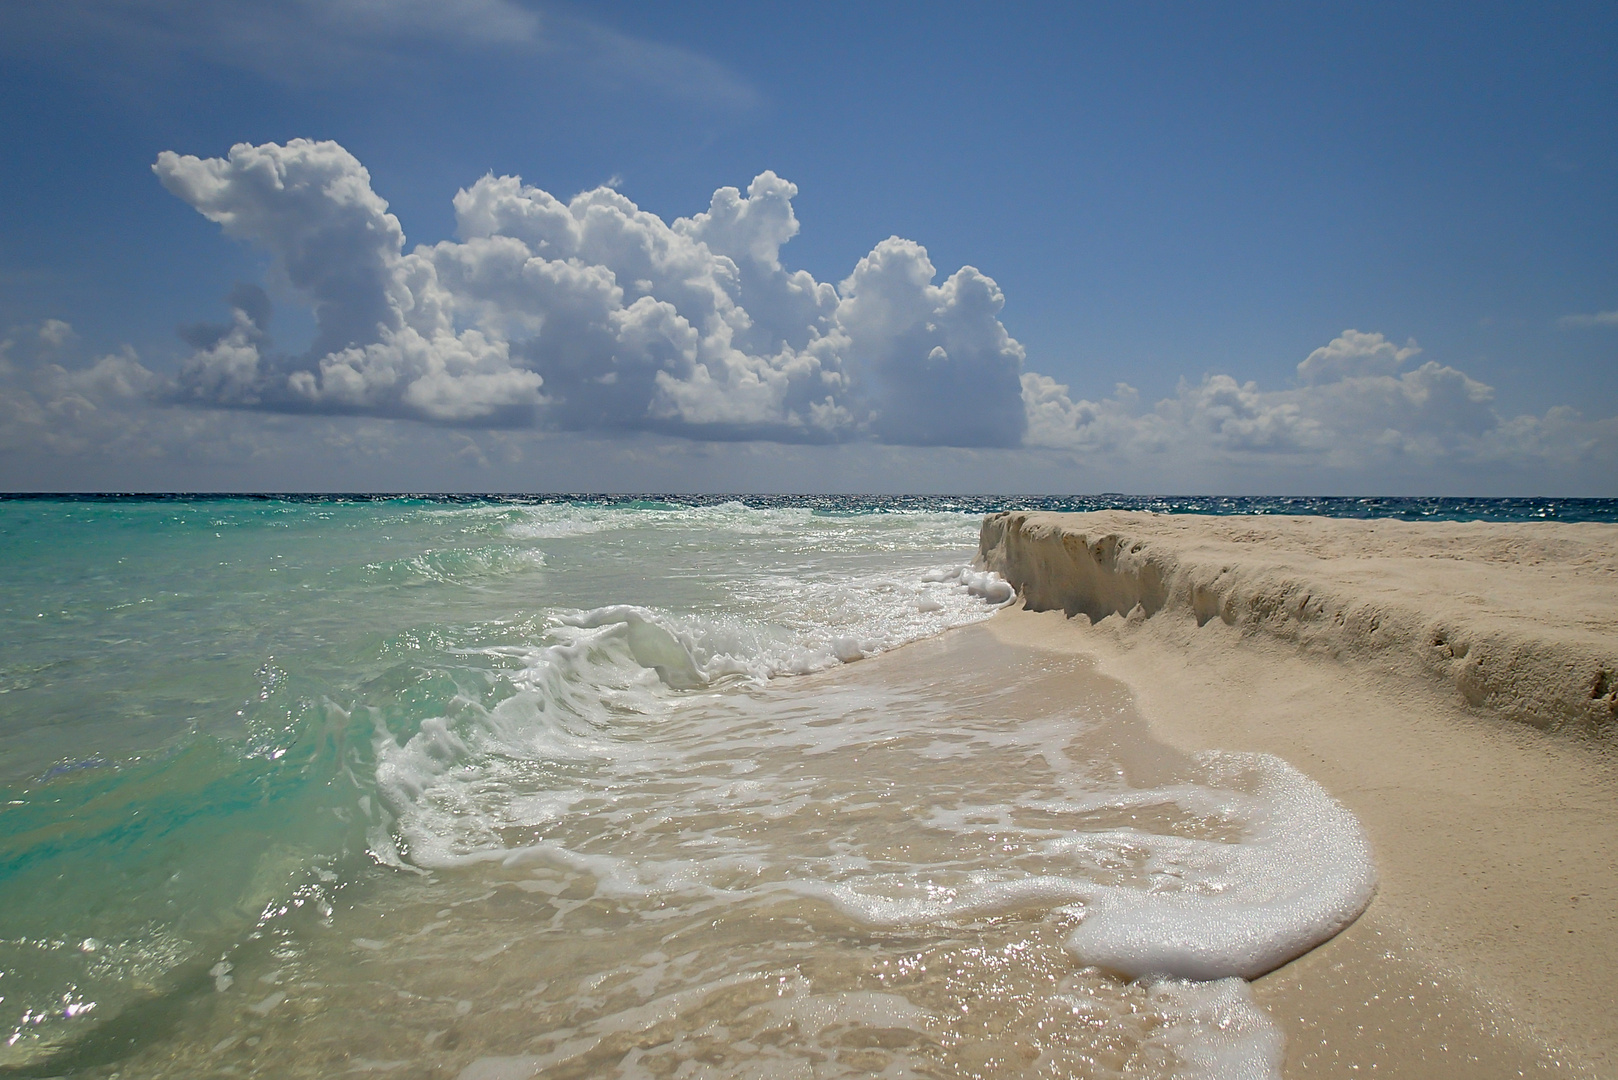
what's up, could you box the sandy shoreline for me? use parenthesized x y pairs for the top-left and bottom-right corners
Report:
(976, 511), (1618, 1076)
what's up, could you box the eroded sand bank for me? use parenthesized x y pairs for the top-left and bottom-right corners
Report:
(977, 510), (1618, 1077)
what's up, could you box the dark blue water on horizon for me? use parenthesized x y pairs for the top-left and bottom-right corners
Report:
(4, 492), (1616, 523)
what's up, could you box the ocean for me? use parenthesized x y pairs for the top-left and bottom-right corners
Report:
(4, 493), (1605, 1079)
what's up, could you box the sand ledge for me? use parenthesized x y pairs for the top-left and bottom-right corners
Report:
(974, 510), (1618, 1075)
(977, 509), (1618, 734)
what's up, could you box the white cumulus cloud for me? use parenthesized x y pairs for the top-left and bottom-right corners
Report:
(1024, 329), (1618, 475)
(156, 139), (1029, 444)
(146, 141), (1618, 484)
(0, 326), (161, 459)
(1294, 328), (1420, 385)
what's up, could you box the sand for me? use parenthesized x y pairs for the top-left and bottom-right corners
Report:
(976, 510), (1618, 1077)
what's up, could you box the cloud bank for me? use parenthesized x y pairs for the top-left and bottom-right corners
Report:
(154, 139), (1029, 445)
(1023, 329), (1617, 475)
(149, 138), (1614, 482)
(5, 137), (1611, 492)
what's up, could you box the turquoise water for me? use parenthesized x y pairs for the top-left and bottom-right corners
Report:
(0, 497), (1382, 1077)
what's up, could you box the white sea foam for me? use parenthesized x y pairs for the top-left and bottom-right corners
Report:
(1058, 752), (1377, 980)
(1143, 978), (1287, 1080)
(372, 553), (1017, 867)
(921, 563), (1016, 604)
(775, 753), (1375, 982)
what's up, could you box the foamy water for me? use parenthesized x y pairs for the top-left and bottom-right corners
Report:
(0, 497), (1375, 1077)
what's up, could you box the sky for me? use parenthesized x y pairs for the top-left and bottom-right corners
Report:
(1, 1), (1615, 494)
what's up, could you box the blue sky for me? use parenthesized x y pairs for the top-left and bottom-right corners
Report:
(2, 1), (1615, 493)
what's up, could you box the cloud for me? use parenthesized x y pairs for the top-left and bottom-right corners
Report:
(157, 139), (1028, 444)
(0, 320), (1060, 493)
(1024, 330), (1618, 477)
(0, 318), (544, 489)
(38, 319), (78, 349)
(156, 140), (413, 359)
(4, 0), (536, 77)
(1294, 328), (1419, 385)
(132, 139), (1618, 485)
(0, 326), (162, 459)
(4, 315), (1614, 493)
(2, 1), (757, 110)
(834, 239), (1027, 446)
(1558, 309), (1618, 328)
(542, 8), (761, 111)
(154, 140), (537, 423)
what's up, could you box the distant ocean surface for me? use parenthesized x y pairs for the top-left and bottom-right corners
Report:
(0, 492), (1579, 1077)
(7, 491), (1618, 520)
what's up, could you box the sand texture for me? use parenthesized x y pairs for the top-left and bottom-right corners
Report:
(978, 510), (1618, 734)
(975, 511), (1618, 1075)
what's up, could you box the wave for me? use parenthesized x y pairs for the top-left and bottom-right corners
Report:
(372, 562), (1017, 868)
(1, 548), (1015, 1066)
(361, 543), (547, 587)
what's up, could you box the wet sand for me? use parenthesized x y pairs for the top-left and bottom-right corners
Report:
(978, 511), (1618, 1076)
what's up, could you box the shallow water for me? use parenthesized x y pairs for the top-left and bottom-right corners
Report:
(0, 498), (1374, 1077)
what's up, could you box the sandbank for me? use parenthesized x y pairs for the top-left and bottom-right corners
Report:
(976, 510), (1618, 1077)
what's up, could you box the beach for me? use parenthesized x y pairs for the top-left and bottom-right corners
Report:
(18, 496), (1336, 1078)
(977, 510), (1618, 1075)
(3, 496), (1616, 1077)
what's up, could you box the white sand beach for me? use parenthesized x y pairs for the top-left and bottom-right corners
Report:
(977, 511), (1618, 1076)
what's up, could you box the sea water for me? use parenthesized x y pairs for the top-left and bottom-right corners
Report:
(0, 496), (1387, 1078)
